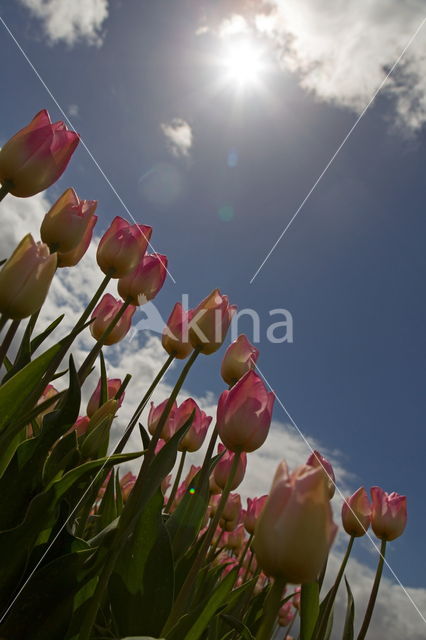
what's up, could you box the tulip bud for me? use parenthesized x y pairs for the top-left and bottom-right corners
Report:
(57, 213), (97, 268)
(176, 398), (212, 452)
(189, 289), (236, 355)
(370, 487), (407, 541)
(118, 253), (167, 305)
(147, 398), (177, 441)
(86, 378), (124, 418)
(35, 384), (59, 427)
(40, 188), (97, 253)
(0, 234), (57, 319)
(278, 601), (294, 627)
(97, 216), (152, 278)
(217, 370), (274, 453)
(244, 495), (268, 534)
(224, 523), (246, 553)
(221, 334), (259, 386)
(306, 450), (336, 499)
(71, 415), (90, 437)
(162, 303), (194, 359)
(214, 444), (247, 490)
(253, 462), (337, 583)
(209, 475), (222, 495)
(342, 487), (371, 537)
(0, 110), (79, 198)
(90, 293), (136, 345)
(120, 472), (137, 501)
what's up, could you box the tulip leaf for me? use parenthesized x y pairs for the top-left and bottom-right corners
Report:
(0, 341), (62, 433)
(109, 490), (174, 637)
(94, 469), (118, 535)
(30, 313), (65, 353)
(220, 614), (255, 640)
(0, 549), (94, 640)
(342, 577), (354, 640)
(300, 582), (320, 640)
(166, 459), (213, 559)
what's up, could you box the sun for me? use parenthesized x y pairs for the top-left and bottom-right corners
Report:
(221, 39), (264, 88)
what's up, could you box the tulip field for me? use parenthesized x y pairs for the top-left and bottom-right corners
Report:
(0, 111), (408, 640)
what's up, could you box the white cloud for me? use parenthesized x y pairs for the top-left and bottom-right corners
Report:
(68, 104), (79, 118)
(19, 0), (109, 47)
(1, 190), (425, 638)
(198, 0), (426, 131)
(161, 118), (193, 157)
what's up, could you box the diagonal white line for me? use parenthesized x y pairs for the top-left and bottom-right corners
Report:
(0, 16), (176, 284)
(249, 16), (426, 284)
(253, 360), (426, 627)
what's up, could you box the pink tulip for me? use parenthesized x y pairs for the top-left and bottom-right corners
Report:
(0, 234), (57, 319)
(71, 416), (90, 437)
(120, 472), (137, 501)
(90, 293), (136, 345)
(306, 450), (336, 499)
(147, 398), (177, 441)
(342, 487), (371, 537)
(162, 302), (194, 359)
(278, 601), (295, 627)
(244, 495), (268, 534)
(118, 253), (167, 305)
(209, 474), (222, 495)
(189, 289), (237, 355)
(57, 212), (97, 267)
(97, 216), (152, 278)
(175, 398), (212, 452)
(161, 473), (172, 496)
(221, 334), (259, 386)
(214, 444), (247, 490)
(209, 494), (222, 517)
(253, 462), (337, 583)
(217, 370), (274, 453)
(86, 378), (124, 418)
(370, 487), (407, 541)
(224, 523), (246, 553)
(0, 110), (79, 197)
(155, 438), (167, 455)
(40, 188), (97, 253)
(220, 492), (242, 530)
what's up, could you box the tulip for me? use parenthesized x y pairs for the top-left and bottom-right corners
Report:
(90, 293), (136, 345)
(306, 450), (336, 499)
(209, 474), (222, 495)
(189, 289), (236, 355)
(120, 472), (137, 501)
(57, 212), (97, 267)
(71, 416), (90, 437)
(0, 234), (57, 319)
(224, 523), (246, 553)
(147, 398), (177, 441)
(220, 492), (242, 530)
(209, 494), (222, 517)
(342, 487), (371, 537)
(118, 253), (167, 305)
(278, 601), (294, 627)
(214, 444), (247, 490)
(86, 378), (124, 418)
(253, 461), (337, 583)
(40, 188), (97, 253)
(162, 302), (194, 359)
(0, 110), (79, 198)
(370, 487), (407, 541)
(97, 216), (152, 278)
(176, 398), (212, 452)
(217, 370), (274, 453)
(221, 334), (259, 386)
(34, 384), (59, 427)
(244, 495), (268, 535)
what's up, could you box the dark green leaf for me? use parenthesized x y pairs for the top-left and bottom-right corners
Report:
(342, 577), (354, 640)
(301, 582), (320, 640)
(30, 314), (64, 353)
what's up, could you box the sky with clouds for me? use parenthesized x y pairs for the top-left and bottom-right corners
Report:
(0, 0), (426, 638)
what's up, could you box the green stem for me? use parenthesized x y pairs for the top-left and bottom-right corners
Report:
(0, 319), (20, 370)
(313, 536), (354, 640)
(78, 299), (131, 383)
(79, 348), (200, 640)
(114, 353), (174, 454)
(256, 576), (287, 640)
(162, 451), (242, 634)
(357, 539), (387, 640)
(165, 449), (187, 513)
(239, 532), (254, 572)
(196, 423), (219, 490)
(0, 182), (10, 202)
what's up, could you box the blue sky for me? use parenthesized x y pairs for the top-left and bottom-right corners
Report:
(1, 0), (426, 633)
